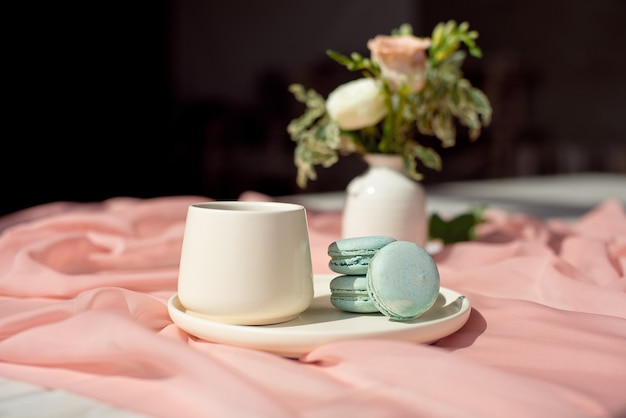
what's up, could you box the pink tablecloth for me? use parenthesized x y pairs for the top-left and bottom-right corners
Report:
(0, 195), (625, 417)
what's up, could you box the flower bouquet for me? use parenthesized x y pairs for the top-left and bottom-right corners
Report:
(287, 20), (492, 189)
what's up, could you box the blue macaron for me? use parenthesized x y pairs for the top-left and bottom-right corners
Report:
(329, 274), (379, 313)
(367, 241), (441, 321)
(327, 235), (396, 275)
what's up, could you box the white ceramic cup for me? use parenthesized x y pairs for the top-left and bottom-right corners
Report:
(177, 201), (314, 325)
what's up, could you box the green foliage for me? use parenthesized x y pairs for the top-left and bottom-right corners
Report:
(430, 20), (482, 65)
(287, 20), (492, 188)
(287, 85), (342, 188)
(325, 50), (379, 78)
(428, 205), (486, 245)
(415, 50), (492, 148)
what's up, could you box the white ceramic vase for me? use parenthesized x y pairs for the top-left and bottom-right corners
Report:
(342, 154), (427, 246)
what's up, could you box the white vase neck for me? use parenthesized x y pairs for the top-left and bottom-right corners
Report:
(363, 154), (403, 172)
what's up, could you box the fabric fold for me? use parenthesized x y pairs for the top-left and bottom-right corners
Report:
(0, 195), (624, 417)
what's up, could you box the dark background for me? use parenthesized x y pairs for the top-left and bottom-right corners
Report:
(4, 0), (625, 216)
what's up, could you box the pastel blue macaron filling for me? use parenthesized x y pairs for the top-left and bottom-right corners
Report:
(329, 256), (370, 275)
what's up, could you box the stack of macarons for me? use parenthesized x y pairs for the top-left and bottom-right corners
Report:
(328, 235), (440, 321)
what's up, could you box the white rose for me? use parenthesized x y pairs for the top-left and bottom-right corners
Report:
(326, 78), (387, 131)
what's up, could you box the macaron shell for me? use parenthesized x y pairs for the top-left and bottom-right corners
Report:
(367, 241), (440, 321)
(328, 235), (396, 275)
(329, 275), (379, 313)
(327, 235), (396, 257)
(330, 295), (379, 313)
(329, 274), (369, 293)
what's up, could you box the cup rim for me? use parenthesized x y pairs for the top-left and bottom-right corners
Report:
(190, 201), (305, 213)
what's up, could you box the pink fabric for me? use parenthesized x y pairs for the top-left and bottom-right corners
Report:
(1, 195), (625, 417)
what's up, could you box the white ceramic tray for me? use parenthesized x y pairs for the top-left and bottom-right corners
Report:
(168, 274), (471, 357)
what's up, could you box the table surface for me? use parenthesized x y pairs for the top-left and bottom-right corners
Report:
(284, 172), (626, 218)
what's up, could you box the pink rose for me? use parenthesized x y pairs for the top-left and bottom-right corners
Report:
(367, 35), (431, 93)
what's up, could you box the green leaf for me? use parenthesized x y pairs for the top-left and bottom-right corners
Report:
(392, 23), (414, 36)
(286, 83), (347, 188)
(428, 205), (486, 245)
(326, 50), (378, 76)
(408, 143), (442, 171)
